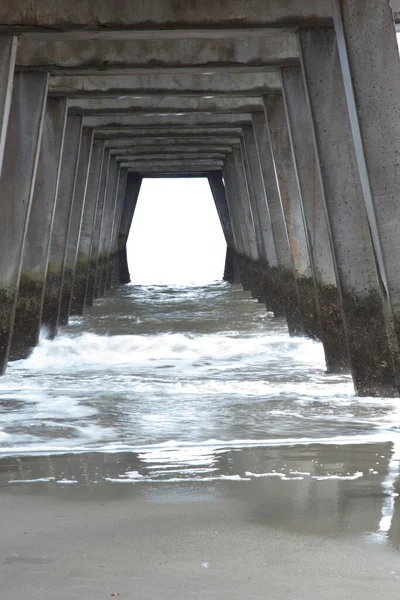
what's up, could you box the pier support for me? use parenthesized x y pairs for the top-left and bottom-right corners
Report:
(107, 167), (128, 288)
(70, 139), (105, 315)
(95, 156), (117, 297)
(299, 27), (400, 396)
(59, 128), (94, 326)
(0, 36), (17, 180)
(0, 72), (48, 371)
(117, 173), (142, 285)
(42, 115), (82, 338)
(252, 112), (302, 333)
(281, 65), (349, 373)
(10, 97), (67, 360)
(207, 171), (235, 283)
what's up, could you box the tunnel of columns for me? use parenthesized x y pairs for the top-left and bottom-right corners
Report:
(1, 0), (400, 397)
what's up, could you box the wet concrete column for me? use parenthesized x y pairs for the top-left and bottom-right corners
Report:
(58, 127), (94, 326)
(281, 66), (350, 373)
(10, 97), (68, 360)
(96, 155), (117, 297)
(42, 115), (82, 338)
(222, 160), (246, 284)
(70, 139), (105, 315)
(118, 172), (142, 285)
(264, 95), (320, 340)
(207, 171), (235, 283)
(0, 72), (48, 372)
(106, 167), (128, 289)
(86, 149), (110, 305)
(252, 112), (303, 334)
(299, 28), (400, 397)
(0, 36), (17, 179)
(242, 125), (284, 315)
(332, 0), (400, 374)
(102, 163), (122, 293)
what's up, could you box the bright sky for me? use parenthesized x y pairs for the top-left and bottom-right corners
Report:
(126, 178), (226, 285)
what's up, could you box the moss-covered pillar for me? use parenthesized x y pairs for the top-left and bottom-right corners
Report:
(252, 111), (303, 335)
(10, 97), (68, 360)
(299, 28), (400, 397)
(106, 167), (128, 289)
(70, 139), (105, 316)
(281, 65), (350, 373)
(58, 127), (94, 326)
(42, 114), (82, 338)
(85, 149), (110, 306)
(117, 172), (142, 285)
(207, 171), (235, 283)
(95, 155), (117, 297)
(0, 72), (48, 372)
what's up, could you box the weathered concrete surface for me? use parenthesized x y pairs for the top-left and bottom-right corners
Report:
(59, 128), (94, 326)
(0, 72), (48, 371)
(10, 97), (67, 361)
(252, 112), (302, 332)
(300, 28), (400, 397)
(333, 0), (400, 369)
(264, 94), (320, 341)
(42, 114), (82, 338)
(0, 1), (333, 29)
(0, 36), (17, 180)
(118, 172), (142, 285)
(95, 155), (117, 298)
(207, 171), (235, 283)
(70, 139), (105, 315)
(281, 65), (349, 373)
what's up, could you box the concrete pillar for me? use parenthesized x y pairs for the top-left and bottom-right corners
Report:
(223, 156), (248, 258)
(232, 147), (259, 264)
(281, 66), (350, 373)
(95, 155), (117, 297)
(264, 95), (320, 340)
(102, 163), (121, 292)
(86, 149), (110, 305)
(70, 139), (105, 316)
(0, 72), (48, 371)
(42, 114), (82, 338)
(252, 111), (303, 333)
(10, 97), (68, 360)
(0, 36), (17, 180)
(106, 167), (128, 289)
(207, 171), (235, 283)
(118, 172), (142, 285)
(299, 28), (400, 397)
(58, 127), (94, 326)
(332, 0), (400, 368)
(221, 162), (245, 283)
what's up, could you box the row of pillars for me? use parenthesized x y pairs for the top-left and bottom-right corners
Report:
(0, 53), (144, 370)
(211, 4), (400, 398)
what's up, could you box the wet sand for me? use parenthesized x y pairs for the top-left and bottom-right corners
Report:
(1, 471), (400, 599)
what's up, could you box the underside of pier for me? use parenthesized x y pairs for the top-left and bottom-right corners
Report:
(1, 0), (400, 396)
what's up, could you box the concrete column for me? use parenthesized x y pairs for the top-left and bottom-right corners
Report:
(70, 139), (105, 316)
(223, 157), (247, 258)
(58, 127), (94, 326)
(332, 0), (400, 366)
(281, 65), (349, 373)
(0, 36), (17, 180)
(232, 147), (259, 263)
(252, 111), (303, 333)
(221, 163), (245, 283)
(0, 72), (48, 372)
(106, 167), (128, 289)
(264, 95), (320, 340)
(102, 163), (121, 292)
(96, 155), (117, 297)
(118, 172), (142, 285)
(42, 114), (82, 338)
(299, 28), (400, 397)
(10, 97), (68, 360)
(86, 149), (110, 305)
(207, 171), (235, 283)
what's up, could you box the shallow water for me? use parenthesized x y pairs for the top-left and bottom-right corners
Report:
(1, 282), (400, 549)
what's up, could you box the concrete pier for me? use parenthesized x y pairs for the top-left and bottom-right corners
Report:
(0, 1), (398, 395)
(10, 97), (67, 360)
(0, 73), (48, 371)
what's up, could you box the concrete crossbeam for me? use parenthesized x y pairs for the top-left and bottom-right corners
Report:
(104, 139), (240, 149)
(109, 147), (234, 156)
(48, 73), (282, 97)
(83, 114), (252, 128)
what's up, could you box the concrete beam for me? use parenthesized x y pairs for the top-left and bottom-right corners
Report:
(94, 127), (244, 139)
(116, 153), (228, 163)
(83, 114), (252, 128)
(0, 2), (332, 30)
(110, 146), (234, 157)
(120, 160), (224, 170)
(48, 72), (282, 97)
(68, 96), (264, 115)
(104, 138), (240, 149)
